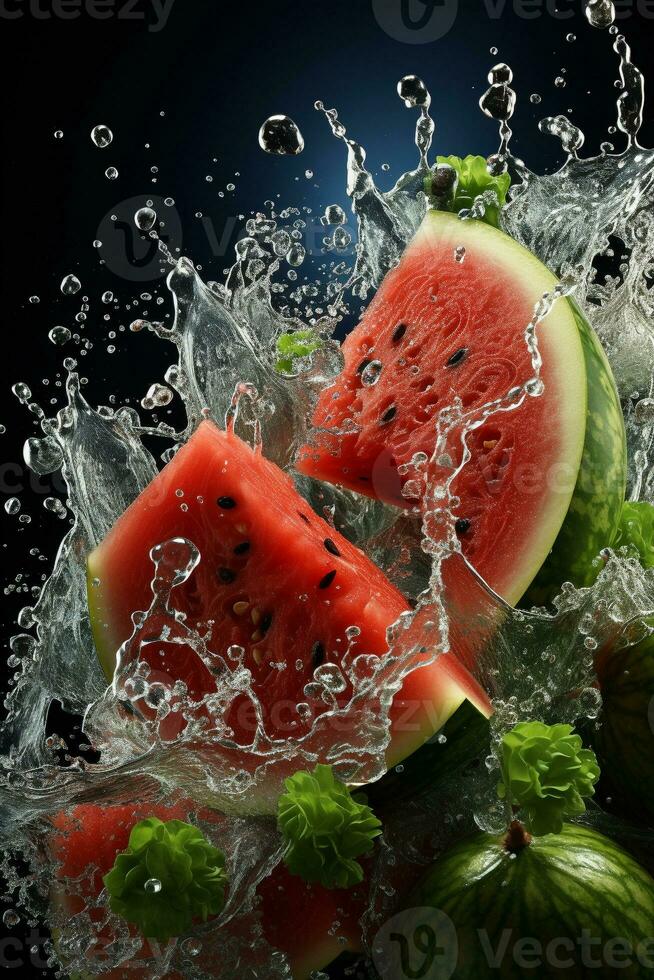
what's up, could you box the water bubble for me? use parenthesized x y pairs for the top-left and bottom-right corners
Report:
(566, 32), (577, 42)
(105, 167), (119, 180)
(487, 63), (513, 85)
(530, 93), (542, 105)
(91, 124), (113, 148)
(287, 244), (306, 267)
(29, 296), (40, 304)
(324, 204), (345, 225)
(585, 0), (615, 28)
(53, 130), (64, 140)
(141, 383), (173, 410)
(102, 291), (114, 303)
(480, 83), (516, 122)
(305, 169), (314, 179)
(554, 76), (567, 89)
(135, 207), (157, 232)
(144, 878), (162, 894)
(258, 115), (304, 155)
(24, 437), (63, 475)
(397, 75), (430, 109)
(5, 498), (21, 516)
(60, 274), (81, 296)
(44, 497), (67, 518)
(361, 360), (382, 386)
(3, 910), (20, 928)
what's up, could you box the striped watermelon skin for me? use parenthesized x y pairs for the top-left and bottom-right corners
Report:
(593, 635), (654, 823)
(408, 824), (654, 979)
(524, 303), (626, 607)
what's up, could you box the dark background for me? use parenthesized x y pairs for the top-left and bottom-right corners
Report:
(0, 0), (653, 975)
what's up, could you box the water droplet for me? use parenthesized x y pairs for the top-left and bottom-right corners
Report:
(135, 207), (157, 232)
(144, 878), (162, 894)
(60, 274), (81, 296)
(397, 75), (430, 108)
(361, 360), (382, 386)
(554, 76), (567, 89)
(324, 204), (345, 225)
(3, 910), (20, 928)
(53, 130), (64, 140)
(585, 0), (615, 29)
(487, 63), (513, 85)
(91, 124), (113, 148)
(566, 32), (577, 42)
(105, 167), (119, 180)
(102, 291), (114, 304)
(530, 93), (542, 105)
(5, 498), (21, 516)
(305, 169), (314, 179)
(258, 115), (305, 155)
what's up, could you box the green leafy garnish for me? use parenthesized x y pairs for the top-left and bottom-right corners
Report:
(612, 501), (654, 569)
(275, 330), (320, 374)
(278, 764), (382, 889)
(497, 721), (600, 836)
(428, 154), (511, 227)
(103, 817), (228, 941)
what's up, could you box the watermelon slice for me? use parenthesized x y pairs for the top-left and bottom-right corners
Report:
(48, 802), (364, 980)
(297, 209), (626, 607)
(87, 420), (490, 767)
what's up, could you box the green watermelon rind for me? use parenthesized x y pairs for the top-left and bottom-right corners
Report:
(409, 823), (654, 979)
(591, 632), (654, 823)
(524, 301), (627, 607)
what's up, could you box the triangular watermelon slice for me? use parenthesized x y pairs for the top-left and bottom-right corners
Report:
(48, 801), (365, 979)
(87, 421), (490, 768)
(297, 210), (626, 606)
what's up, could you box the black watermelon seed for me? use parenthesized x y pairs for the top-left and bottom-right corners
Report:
(318, 570), (337, 589)
(324, 538), (341, 557)
(380, 405), (397, 425)
(392, 323), (407, 343)
(298, 511), (311, 524)
(356, 358), (372, 375)
(218, 567), (237, 583)
(358, 475), (370, 482)
(455, 518), (472, 535)
(260, 612), (273, 634)
(233, 541), (251, 555)
(217, 496), (237, 509)
(312, 641), (326, 667)
(446, 347), (468, 367)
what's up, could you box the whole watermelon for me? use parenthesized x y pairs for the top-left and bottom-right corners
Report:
(395, 823), (654, 979)
(593, 633), (654, 823)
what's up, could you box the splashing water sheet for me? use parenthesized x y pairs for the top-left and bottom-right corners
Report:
(2, 8), (654, 979)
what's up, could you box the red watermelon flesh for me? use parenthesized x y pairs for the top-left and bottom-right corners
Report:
(88, 420), (490, 764)
(297, 210), (589, 605)
(48, 802), (364, 980)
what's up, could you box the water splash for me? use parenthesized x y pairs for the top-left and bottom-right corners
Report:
(1, 18), (654, 979)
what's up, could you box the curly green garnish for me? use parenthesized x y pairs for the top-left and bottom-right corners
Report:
(275, 330), (320, 374)
(278, 764), (382, 889)
(103, 817), (228, 941)
(427, 154), (511, 227)
(612, 501), (654, 569)
(497, 721), (600, 836)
